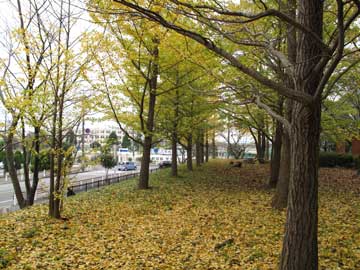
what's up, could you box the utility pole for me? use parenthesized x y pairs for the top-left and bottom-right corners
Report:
(81, 90), (85, 172)
(81, 114), (85, 172)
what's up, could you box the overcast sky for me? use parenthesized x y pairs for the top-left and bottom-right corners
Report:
(0, 0), (95, 123)
(0, 0), (255, 144)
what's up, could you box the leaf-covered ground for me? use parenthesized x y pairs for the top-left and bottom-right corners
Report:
(0, 161), (359, 269)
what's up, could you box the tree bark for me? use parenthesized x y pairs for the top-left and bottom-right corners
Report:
(226, 127), (230, 159)
(200, 131), (205, 164)
(138, 38), (159, 189)
(279, 0), (323, 268)
(195, 135), (201, 167)
(186, 134), (193, 171)
(260, 131), (266, 163)
(5, 117), (26, 208)
(269, 120), (283, 188)
(272, 131), (290, 209)
(138, 90), (156, 189)
(171, 131), (178, 177)
(27, 126), (41, 205)
(52, 89), (65, 219)
(265, 138), (270, 161)
(205, 132), (209, 162)
(171, 88), (179, 177)
(21, 118), (31, 198)
(211, 133), (216, 159)
(49, 107), (56, 217)
(280, 101), (321, 270)
(254, 129), (266, 164)
(139, 136), (151, 189)
(271, 0), (296, 206)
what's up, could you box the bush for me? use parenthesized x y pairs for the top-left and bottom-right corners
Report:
(354, 156), (360, 175)
(0, 248), (14, 268)
(100, 153), (117, 169)
(319, 152), (354, 168)
(30, 150), (50, 172)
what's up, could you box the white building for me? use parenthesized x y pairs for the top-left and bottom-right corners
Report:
(79, 124), (123, 150)
(117, 147), (187, 164)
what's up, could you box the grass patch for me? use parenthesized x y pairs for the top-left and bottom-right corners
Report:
(0, 161), (359, 269)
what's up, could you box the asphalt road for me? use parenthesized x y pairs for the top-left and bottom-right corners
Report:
(0, 165), (158, 210)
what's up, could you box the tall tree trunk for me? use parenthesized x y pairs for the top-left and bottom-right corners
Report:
(186, 134), (193, 171)
(171, 88), (179, 176)
(264, 121), (270, 161)
(280, 0), (323, 268)
(211, 133), (216, 159)
(255, 130), (266, 164)
(226, 127), (230, 158)
(139, 136), (152, 189)
(280, 101), (321, 270)
(49, 0), (63, 218)
(205, 132), (209, 162)
(272, 0), (296, 206)
(269, 120), (283, 188)
(260, 131), (266, 163)
(139, 38), (159, 189)
(249, 127), (260, 161)
(265, 138), (270, 161)
(49, 108), (57, 217)
(53, 100), (64, 219)
(21, 118), (31, 199)
(5, 117), (26, 208)
(200, 132), (205, 164)
(81, 114), (85, 172)
(195, 135), (201, 167)
(171, 131), (178, 177)
(27, 126), (41, 205)
(272, 131), (290, 209)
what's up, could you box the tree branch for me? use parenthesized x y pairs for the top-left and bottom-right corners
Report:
(112, 0), (314, 105)
(255, 96), (291, 135)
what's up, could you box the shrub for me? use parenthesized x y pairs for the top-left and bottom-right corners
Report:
(0, 248), (14, 268)
(354, 156), (360, 175)
(31, 150), (51, 172)
(319, 152), (353, 168)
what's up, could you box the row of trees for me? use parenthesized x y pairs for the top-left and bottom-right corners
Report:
(0, 0), (219, 219)
(1, 0), (359, 269)
(88, 0), (360, 269)
(85, 8), (222, 186)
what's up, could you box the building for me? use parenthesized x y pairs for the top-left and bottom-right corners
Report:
(117, 147), (187, 164)
(79, 124), (123, 150)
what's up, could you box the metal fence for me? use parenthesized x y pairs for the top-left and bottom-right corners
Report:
(0, 167), (161, 213)
(69, 167), (160, 194)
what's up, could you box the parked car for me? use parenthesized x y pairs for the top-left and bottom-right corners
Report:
(118, 162), (137, 171)
(158, 160), (172, 168)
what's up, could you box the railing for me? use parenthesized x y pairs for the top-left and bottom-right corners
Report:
(0, 167), (161, 213)
(69, 167), (160, 194)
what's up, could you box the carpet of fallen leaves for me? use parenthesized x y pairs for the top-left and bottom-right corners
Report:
(0, 161), (359, 269)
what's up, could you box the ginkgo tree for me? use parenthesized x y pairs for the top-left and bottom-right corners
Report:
(95, 0), (360, 268)
(86, 12), (214, 188)
(155, 39), (221, 175)
(0, 0), (92, 218)
(0, 0), (56, 208)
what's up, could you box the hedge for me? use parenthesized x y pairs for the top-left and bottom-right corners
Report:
(319, 152), (354, 168)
